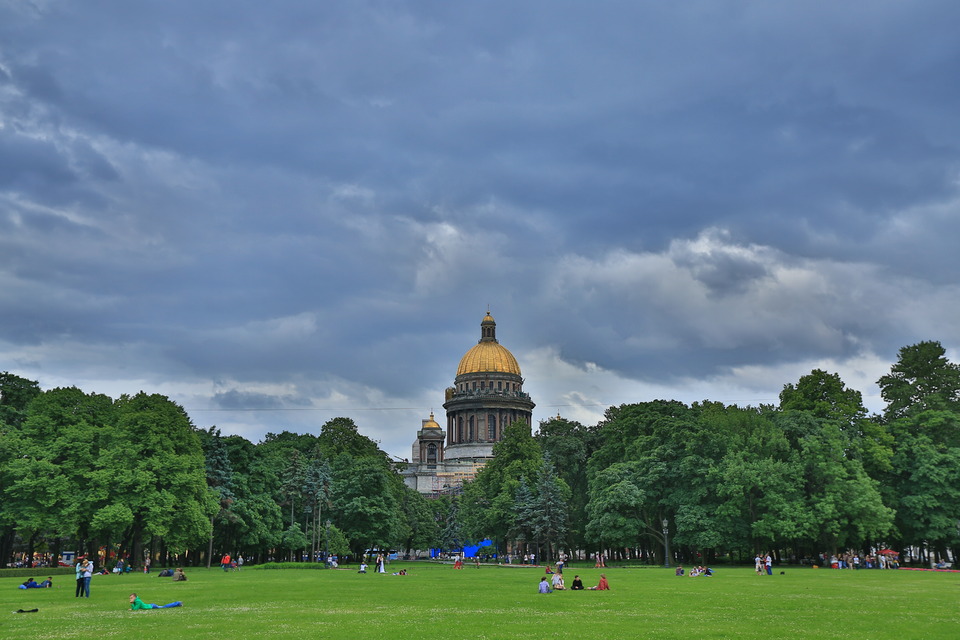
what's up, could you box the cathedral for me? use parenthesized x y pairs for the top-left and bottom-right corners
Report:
(401, 312), (535, 495)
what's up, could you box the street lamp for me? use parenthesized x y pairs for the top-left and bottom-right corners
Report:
(662, 519), (670, 568)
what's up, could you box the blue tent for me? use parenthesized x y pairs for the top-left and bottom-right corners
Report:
(431, 540), (493, 558)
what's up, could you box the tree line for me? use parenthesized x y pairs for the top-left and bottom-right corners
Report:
(459, 340), (960, 565)
(0, 381), (442, 568)
(1, 340), (959, 568)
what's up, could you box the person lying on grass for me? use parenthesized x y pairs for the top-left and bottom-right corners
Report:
(129, 593), (183, 610)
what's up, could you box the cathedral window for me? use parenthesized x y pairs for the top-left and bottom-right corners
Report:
(487, 415), (496, 440)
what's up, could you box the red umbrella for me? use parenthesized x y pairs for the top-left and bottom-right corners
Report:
(877, 549), (899, 555)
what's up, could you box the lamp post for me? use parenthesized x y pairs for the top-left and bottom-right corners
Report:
(325, 519), (331, 567)
(662, 518), (670, 568)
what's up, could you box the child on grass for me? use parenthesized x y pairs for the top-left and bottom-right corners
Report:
(129, 593), (183, 610)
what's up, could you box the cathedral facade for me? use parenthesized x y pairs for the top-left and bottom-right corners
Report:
(402, 312), (535, 495)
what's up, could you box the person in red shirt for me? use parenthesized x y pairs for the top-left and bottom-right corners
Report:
(220, 554), (231, 572)
(589, 574), (610, 590)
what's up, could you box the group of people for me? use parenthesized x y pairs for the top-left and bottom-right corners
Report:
(220, 554), (243, 571)
(754, 554), (774, 575)
(358, 554), (390, 574)
(821, 552), (898, 570)
(539, 573), (607, 593)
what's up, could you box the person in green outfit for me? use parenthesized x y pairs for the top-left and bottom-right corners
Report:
(129, 593), (183, 610)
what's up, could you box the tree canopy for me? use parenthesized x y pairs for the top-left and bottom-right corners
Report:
(1, 339), (958, 568)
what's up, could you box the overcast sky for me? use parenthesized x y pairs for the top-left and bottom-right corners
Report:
(2, 1), (959, 460)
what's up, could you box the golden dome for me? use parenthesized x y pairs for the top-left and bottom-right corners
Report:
(457, 341), (522, 376)
(423, 412), (441, 429)
(456, 312), (521, 376)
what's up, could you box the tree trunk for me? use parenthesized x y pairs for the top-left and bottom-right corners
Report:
(0, 527), (14, 568)
(25, 531), (37, 567)
(206, 516), (215, 569)
(50, 536), (62, 572)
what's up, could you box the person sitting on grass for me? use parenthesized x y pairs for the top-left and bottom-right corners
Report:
(551, 572), (565, 590)
(129, 593), (183, 610)
(538, 576), (552, 594)
(39, 577), (52, 588)
(588, 574), (610, 590)
(172, 568), (187, 582)
(675, 565), (684, 576)
(358, 562), (368, 573)
(570, 575), (584, 590)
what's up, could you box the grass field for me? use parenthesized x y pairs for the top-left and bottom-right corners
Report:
(1, 562), (957, 639)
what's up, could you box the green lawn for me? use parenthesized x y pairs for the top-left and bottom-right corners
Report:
(1, 563), (957, 639)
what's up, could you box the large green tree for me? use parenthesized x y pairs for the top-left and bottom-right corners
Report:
(100, 392), (216, 560)
(585, 462), (647, 552)
(536, 416), (595, 555)
(396, 486), (439, 554)
(3, 387), (115, 562)
(778, 371), (895, 552)
(879, 341), (960, 421)
(217, 435), (283, 560)
(459, 420), (542, 552)
(878, 343), (960, 556)
(329, 454), (400, 558)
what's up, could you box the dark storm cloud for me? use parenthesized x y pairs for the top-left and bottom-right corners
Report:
(2, 1), (959, 456)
